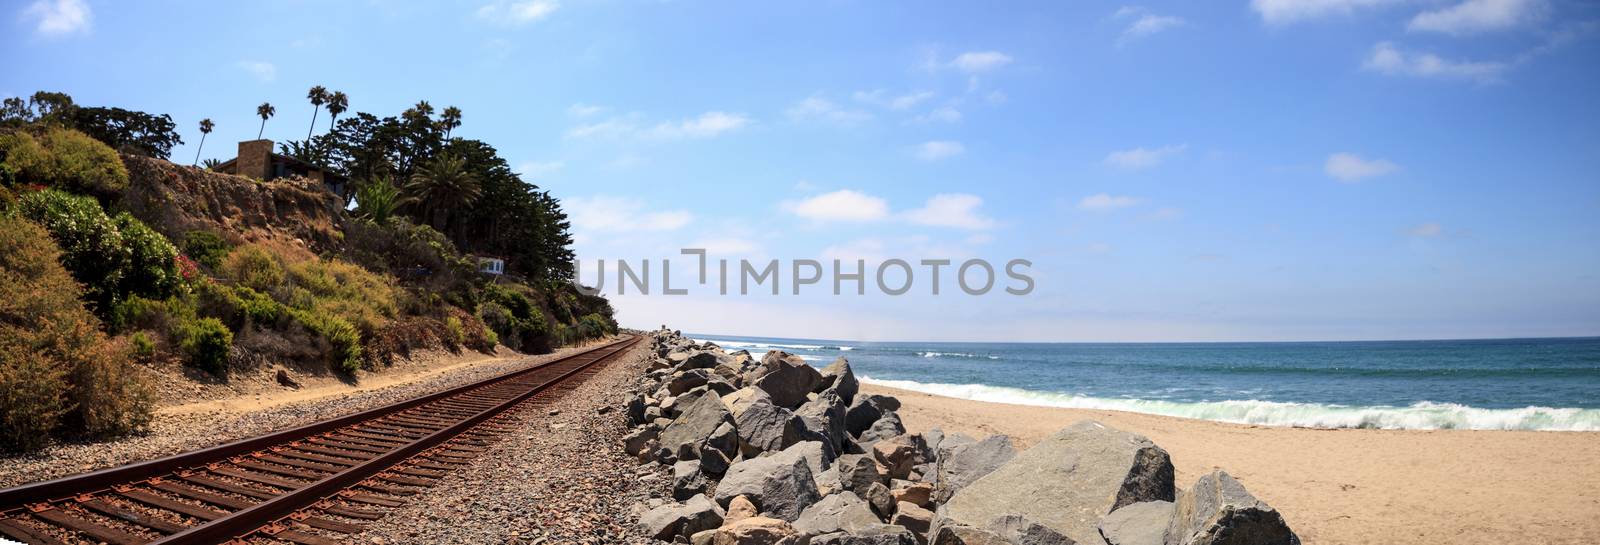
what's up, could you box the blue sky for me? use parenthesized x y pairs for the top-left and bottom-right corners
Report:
(6, 0), (1599, 342)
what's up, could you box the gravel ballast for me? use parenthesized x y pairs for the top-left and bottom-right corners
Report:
(360, 339), (665, 544)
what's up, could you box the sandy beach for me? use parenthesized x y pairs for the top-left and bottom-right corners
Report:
(861, 383), (1600, 545)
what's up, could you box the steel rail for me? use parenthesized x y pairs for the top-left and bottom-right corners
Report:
(0, 335), (639, 544)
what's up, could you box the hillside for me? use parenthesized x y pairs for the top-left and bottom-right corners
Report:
(0, 91), (615, 453)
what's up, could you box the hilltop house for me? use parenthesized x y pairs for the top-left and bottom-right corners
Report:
(212, 139), (348, 196)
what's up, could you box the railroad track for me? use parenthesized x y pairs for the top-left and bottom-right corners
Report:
(0, 335), (640, 545)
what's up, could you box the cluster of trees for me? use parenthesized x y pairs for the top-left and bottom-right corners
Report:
(267, 87), (575, 282)
(2, 91), (184, 159)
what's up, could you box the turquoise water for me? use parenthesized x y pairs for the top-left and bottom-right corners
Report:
(688, 335), (1600, 431)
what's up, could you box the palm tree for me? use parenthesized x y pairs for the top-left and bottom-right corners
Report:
(405, 154), (480, 230)
(255, 102), (275, 139)
(325, 91), (348, 133)
(404, 100), (434, 123)
(440, 106), (462, 139)
(355, 175), (410, 224)
(201, 158), (223, 170)
(193, 118), (214, 166)
(305, 85), (328, 139)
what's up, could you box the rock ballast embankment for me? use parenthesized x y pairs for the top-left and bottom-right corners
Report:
(622, 329), (1298, 545)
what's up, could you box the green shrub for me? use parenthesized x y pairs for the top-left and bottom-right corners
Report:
(113, 212), (179, 299)
(482, 326), (498, 348)
(129, 331), (155, 358)
(286, 258), (397, 335)
(235, 286), (283, 327)
(0, 216), (150, 451)
(180, 230), (231, 270)
(15, 189), (131, 314)
(0, 127), (129, 194)
(175, 317), (231, 375)
(221, 245), (284, 292)
(445, 316), (465, 348)
(292, 310), (362, 374)
(11, 189), (178, 317)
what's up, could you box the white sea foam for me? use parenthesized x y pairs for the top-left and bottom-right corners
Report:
(918, 351), (1000, 360)
(860, 376), (1600, 431)
(694, 338), (851, 352)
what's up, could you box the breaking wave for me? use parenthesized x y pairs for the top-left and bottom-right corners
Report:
(859, 377), (1600, 431)
(918, 351), (1000, 360)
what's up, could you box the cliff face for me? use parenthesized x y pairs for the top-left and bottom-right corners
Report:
(118, 155), (344, 251)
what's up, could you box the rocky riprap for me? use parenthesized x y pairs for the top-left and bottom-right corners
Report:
(622, 329), (1299, 545)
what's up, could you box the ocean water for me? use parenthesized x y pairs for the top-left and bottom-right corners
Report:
(687, 335), (1600, 431)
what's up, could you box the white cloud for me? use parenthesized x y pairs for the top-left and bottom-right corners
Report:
(1409, 0), (1545, 34)
(691, 237), (761, 256)
(1251, 0), (1398, 25)
(607, 154), (643, 169)
(1116, 8), (1186, 44)
(785, 190), (891, 222)
(1146, 206), (1184, 221)
(1126, 14), (1186, 39)
(786, 96), (872, 125)
(1078, 193), (1144, 211)
(853, 90), (936, 111)
(566, 111), (751, 140)
(903, 194), (994, 230)
(655, 111), (750, 139)
(564, 195), (692, 233)
(985, 90), (1008, 104)
(913, 105), (963, 124)
(236, 61), (278, 83)
(477, 0), (559, 25)
(1324, 152), (1399, 182)
(1104, 144), (1186, 169)
(568, 103), (606, 117)
(821, 238), (888, 264)
(516, 161), (564, 178)
(1408, 222), (1444, 237)
(949, 51), (1014, 73)
(1362, 42), (1505, 82)
(916, 140), (965, 161)
(24, 0), (90, 35)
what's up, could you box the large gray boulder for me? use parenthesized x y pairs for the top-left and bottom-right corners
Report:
(836, 453), (888, 493)
(816, 357), (860, 403)
(932, 435), (1015, 503)
(714, 445), (823, 521)
(659, 393), (735, 459)
(1164, 471), (1297, 545)
(797, 390), (850, 450)
(746, 351), (807, 384)
(674, 460), (709, 500)
(682, 350), (726, 370)
(872, 434), (930, 480)
(846, 395), (902, 436)
(722, 386), (773, 420)
(928, 522), (1009, 545)
(790, 440), (837, 480)
(941, 421), (1175, 545)
(815, 524), (919, 545)
(754, 356), (825, 409)
(736, 398), (814, 457)
(793, 493), (883, 536)
(637, 494), (725, 540)
(988, 514), (1076, 545)
(1101, 501), (1174, 545)
(857, 412), (907, 451)
(668, 369), (714, 395)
